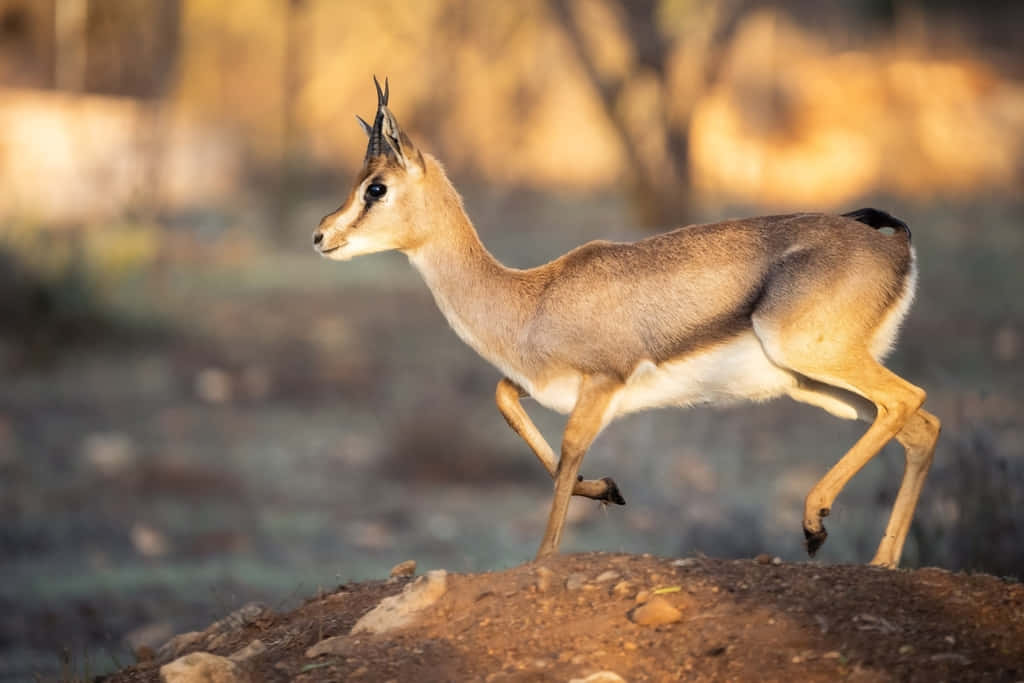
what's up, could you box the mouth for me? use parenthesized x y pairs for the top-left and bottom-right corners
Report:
(318, 240), (347, 255)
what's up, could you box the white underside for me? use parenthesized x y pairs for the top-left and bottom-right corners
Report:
(520, 331), (800, 418)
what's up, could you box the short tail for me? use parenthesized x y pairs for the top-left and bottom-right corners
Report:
(842, 207), (911, 241)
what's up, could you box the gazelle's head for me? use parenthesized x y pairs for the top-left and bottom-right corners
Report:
(314, 77), (429, 261)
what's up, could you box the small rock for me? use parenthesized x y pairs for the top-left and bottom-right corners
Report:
(595, 570), (620, 583)
(389, 559), (417, 580)
(898, 644), (914, 655)
(157, 631), (205, 661)
(634, 590), (651, 604)
(791, 655), (803, 664)
(207, 603), (270, 635)
(822, 651), (841, 659)
(566, 573), (586, 591)
(671, 558), (697, 568)
(629, 596), (683, 626)
(205, 632), (233, 652)
(611, 581), (632, 598)
(351, 570), (447, 634)
(772, 556), (783, 565)
(569, 672), (627, 683)
(623, 641), (638, 651)
(228, 639), (266, 662)
(535, 567), (555, 593)
(755, 553), (773, 565)
(160, 652), (247, 683)
(306, 635), (361, 658)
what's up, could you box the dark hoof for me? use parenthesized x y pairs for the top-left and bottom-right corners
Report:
(804, 525), (828, 557)
(601, 477), (626, 506)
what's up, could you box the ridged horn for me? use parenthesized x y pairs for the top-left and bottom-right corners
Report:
(364, 75), (391, 162)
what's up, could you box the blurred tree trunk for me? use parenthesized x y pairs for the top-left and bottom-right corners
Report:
(54, 0), (87, 91)
(548, 0), (751, 228)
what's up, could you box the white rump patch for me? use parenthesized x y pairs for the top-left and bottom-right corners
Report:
(870, 249), (918, 361)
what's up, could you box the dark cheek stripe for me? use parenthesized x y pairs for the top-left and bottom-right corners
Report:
(351, 200), (372, 229)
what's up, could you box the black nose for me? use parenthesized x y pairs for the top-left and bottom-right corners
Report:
(313, 232), (323, 245)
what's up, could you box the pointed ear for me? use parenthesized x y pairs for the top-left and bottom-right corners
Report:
(380, 107), (425, 176)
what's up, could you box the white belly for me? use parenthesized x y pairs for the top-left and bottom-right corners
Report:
(524, 331), (798, 416)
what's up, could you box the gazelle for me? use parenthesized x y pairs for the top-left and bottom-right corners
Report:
(314, 79), (940, 568)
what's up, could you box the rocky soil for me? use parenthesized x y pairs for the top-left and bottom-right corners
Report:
(105, 552), (1024, 682)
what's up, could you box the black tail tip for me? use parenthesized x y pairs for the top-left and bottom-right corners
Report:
(842, 208), (910, 240)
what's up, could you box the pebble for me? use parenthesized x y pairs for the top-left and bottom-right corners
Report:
(351, 570), (448, 634)
(389, 559), (417, 580)
(569, 672), (627, 683)
(208, 603), (270, 634)
(160, 652), (246, 683)
(671, 558), (697, 568)
(306, 636), (361, 658)
(634, 590), (651, 604)
(566, 573), (587, 591)
(595, 570), (620, 583)
(629, 596), (683, 626)
(822, 651), (841, 659)
(157, 631), (205, 661)
(229, 639), (266, 662)
(611, 581), (632, 599)
(899, 644), (914, 655)
(755, 553), (774, 565)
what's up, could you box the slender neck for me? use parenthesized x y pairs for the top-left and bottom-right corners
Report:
(405, 184), (537, 371)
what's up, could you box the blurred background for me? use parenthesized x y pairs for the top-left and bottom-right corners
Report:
(1, 0), (1022, 678)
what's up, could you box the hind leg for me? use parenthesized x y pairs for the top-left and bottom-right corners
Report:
(794, 360), (924, 557)
(781, 368), (931, 566)
(871, 408), (940, 567)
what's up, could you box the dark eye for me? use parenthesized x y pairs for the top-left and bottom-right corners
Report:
(366, 183), (387, 200)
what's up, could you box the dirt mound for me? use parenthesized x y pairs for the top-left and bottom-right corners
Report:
(106, 553), (1023, 682)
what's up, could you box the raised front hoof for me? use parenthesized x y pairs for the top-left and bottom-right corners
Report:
(599, 477), (626, 506)
(804, 525), (828, 557)
(573, 475), (626, 504)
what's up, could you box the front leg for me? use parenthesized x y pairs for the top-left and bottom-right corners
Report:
(495, 378), (625, 505)
(537, 374), (622, 559)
